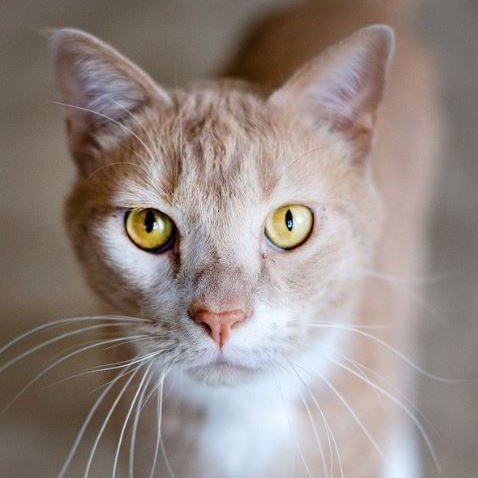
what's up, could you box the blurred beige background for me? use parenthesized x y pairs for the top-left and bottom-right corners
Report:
(0, 0), (477, 476)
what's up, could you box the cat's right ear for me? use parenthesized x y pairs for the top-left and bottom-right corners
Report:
(50, 28), (171, 174)
(268, 25), (394, 164)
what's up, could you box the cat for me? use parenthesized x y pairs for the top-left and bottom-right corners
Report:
(42, 0), (440, 476)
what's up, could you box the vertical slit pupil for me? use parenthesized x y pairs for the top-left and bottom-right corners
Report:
(285, 209), (294, 231)
(144, 210), (156, 233)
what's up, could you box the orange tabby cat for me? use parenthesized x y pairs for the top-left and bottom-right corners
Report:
(46, 0), (440, 476)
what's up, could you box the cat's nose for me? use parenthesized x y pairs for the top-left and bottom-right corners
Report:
(189, 308), (247, 347)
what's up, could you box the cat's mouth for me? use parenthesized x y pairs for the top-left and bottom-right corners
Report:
(186, 357), (258, 385)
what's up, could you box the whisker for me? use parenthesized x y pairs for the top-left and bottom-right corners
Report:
(128, 366), (153, 478)
(295, 374), (328, 477)
(149, 369), (167, 478)
(112, 363), (153, 478)
(271, 370), (313, 478)
(0, 323), (148, 375)
(356, 269), (441, 320)
(288, 361), (343, 478)
(294, 361), (391, 471)
(102, 336), (151, 351)
(57, 365), (132, 478)
(105, 95), (162, 165)
(0, 315), (150, 357)
(327, 356), (441, 474)
(268, 144), (327, 192)
(342, 355), (434, 432)
(158, 373), (175, 478)
(357, 261), (478, 285)
(52, 101), (158, 166)
(90, 352), (165, 394)
(0, 335), (147, 416)
(48, 359), (135, 388)
(305, 321), (397, 330)
(302, 323), (462, 383)
(83, 365), (143, 478)
(86, 160), (153, 183)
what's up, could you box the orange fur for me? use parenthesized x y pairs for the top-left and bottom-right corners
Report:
(51, 1), (440, 476)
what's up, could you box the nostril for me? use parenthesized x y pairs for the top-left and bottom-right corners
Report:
(188, 307), (248, 347)
(197, 320), (213, 337)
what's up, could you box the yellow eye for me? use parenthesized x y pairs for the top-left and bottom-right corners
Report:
(125, 208), (175, 252)
(265, 205), (313, 250)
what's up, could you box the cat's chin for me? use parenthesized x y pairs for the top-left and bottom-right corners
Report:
(186, 361), (257, 386)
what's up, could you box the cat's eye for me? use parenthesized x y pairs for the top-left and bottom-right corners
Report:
(265, 205), (313, 250)
(125, 208), (175, 252)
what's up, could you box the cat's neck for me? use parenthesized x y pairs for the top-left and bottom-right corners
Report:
(158, 328), (352, 476)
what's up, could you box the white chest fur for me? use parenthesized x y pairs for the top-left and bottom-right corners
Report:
(170, 372), (294, 478)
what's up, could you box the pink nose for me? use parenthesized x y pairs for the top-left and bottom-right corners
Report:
(190, 308), (247, 347)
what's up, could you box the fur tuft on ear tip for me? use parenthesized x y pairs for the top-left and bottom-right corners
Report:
(48, 28), (107, 70)
(356, 24), (396, 65)
(48, 27), (89, 47)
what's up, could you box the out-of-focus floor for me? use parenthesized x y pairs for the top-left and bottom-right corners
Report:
(0, 0), (477, 476)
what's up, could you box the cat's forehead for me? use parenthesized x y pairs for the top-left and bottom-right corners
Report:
(157, 85), (283, 203)
(160, 84), (330, 196)
(112, 82), (346, 213)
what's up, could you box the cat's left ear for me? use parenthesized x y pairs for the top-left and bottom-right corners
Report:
(50, 28), (171, 174)
(269, 25), (394, 162)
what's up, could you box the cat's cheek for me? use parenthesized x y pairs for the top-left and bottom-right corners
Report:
(92, 216), (174, 291)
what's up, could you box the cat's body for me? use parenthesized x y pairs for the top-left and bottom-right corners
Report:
(49, 0), (440, 477)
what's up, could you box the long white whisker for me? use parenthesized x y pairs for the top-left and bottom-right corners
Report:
(50, 346), (162, 388)
(327, 356), (441, 473)
(298, 380), (328, 477)
(87, 160), (153, 183)
(283, 360), (328, 477)
(90, 351), (166, 394)
(83, 365), (143, 478)
(358, 264), (478, 286)
(271, 370), (313, 478)
(346, 269), (440, 321)
(0, 323), (144, 375)
(304, 323), (460, 382)
(343, 355), (434, 431)
(305, 321), (397, 330)
(295, 361), (391, 471)
(112, 362), (153, 478)
(149, 370), (166, 478)
(288, 361), (343, 478)
(105, 96), (161, 166)
(52, 101), (158, 166)
(156, 368), (175, 478)
(270, 144), (327, 191)
(128, 367), (154, 478)
(53, 97), (162, 186)
(102, 336), (151, 352)
(0, 335), (147, 416)
(0, 316), (149, 357)
(57, 365), (132, 478)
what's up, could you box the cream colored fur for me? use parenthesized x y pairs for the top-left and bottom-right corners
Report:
(50, 0), (440, 476)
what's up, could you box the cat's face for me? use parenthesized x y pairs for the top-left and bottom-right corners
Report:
(53, 27), (392, 385)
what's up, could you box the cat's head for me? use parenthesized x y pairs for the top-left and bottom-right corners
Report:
(51, 26), (393, 385)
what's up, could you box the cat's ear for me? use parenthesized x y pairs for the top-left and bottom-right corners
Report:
(269, 25), (394, 162)
(50, 28), (171, 174)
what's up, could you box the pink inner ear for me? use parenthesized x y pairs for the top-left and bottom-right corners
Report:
(50, 28), (172, 174)
(269, 25), (394, 147)
(306, 52), (365, 123)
